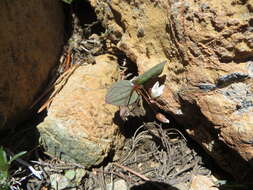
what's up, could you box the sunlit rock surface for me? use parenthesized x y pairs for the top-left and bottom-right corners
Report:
(38, 55), (124, 167)
(90, 0), (253, 181)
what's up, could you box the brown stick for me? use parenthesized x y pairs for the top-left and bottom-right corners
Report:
(93, 168), (136, 184)
(37, 64), (79, 113)
(113, 162), (150, 181)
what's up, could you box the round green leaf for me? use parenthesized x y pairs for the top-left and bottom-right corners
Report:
(105, 80), (139, 106)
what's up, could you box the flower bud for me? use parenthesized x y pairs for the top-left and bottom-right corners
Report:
(151, 81), (165, 99)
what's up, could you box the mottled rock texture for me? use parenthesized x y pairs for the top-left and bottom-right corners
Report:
(90, 0), (253, 181)
(190, 175), (218, 190)
(0, 1), (64, 130)
(37, 55), (124, 167)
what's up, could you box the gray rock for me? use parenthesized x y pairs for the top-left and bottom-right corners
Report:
(216, 72), (249, 87)
(94, 179), (128, 190)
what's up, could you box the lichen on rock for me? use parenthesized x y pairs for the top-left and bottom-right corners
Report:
(37, 54), (124, 168)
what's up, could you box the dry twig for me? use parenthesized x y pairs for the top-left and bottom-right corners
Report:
(113, 162), (150, 181)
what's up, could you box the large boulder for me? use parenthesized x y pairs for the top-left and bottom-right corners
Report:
(37, 55), (125, 167)
(90, 0), (253, 181)
(0, 1), (64, 129)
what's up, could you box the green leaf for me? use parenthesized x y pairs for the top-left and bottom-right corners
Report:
(105, 80), (139, 106)
(133, 61), (166, 85)
(62, 0), (74, 4)
(8, 151), (26, 165)
(0, 170), (9, 183)
(0, 147), (9, 173)
(0, 183), (10, 190)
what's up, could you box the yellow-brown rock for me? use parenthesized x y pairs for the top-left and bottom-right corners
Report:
(0, 1), (64, 129)
(190, 175), (218, 190)
(37, 55), (124, 167)
(90, 0), (253, 181)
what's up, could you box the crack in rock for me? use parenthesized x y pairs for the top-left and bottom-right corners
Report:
(216, 72), (249, 87)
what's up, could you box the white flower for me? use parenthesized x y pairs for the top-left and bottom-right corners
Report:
(151, 81), (165, 98)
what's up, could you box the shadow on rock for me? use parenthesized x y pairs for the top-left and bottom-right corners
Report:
(130, 181), (179, 190)
(0, 110), (46, 157)
(217, 183), (253, 190)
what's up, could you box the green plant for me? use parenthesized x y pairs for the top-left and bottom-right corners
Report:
(0, 147), (26, 189)
(61, 0), (74, 4)
(105, 61), (166, 106)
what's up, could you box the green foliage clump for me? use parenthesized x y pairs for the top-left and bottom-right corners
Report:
(0, 147), (26, 190)
(105, 62), (166, 106)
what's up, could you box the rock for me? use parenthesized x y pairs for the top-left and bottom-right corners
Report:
(190, 175), (218, 190)
(50, 173), (71, 190)
(174, 183), (189, 190)
(89, 0), (253, 181)
(49, 168), (86, 190)
(37, 54), (124, 168)
(95, 179), (128, 190)
(0, 1), (64, 130)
